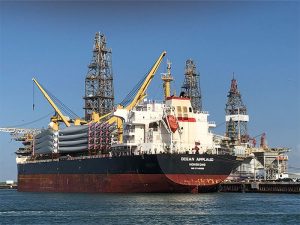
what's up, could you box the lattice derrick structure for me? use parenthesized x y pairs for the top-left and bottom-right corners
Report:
(181, 59), (202, 112)
(84, 32), (114, 121)
(225, 78), (249, 143)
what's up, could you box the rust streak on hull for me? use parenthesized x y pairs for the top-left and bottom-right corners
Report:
(18, 174), (228, 193)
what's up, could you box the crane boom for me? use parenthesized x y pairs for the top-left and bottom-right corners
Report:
(96, 51), (167, 125)
(32, 78), (71, 127)
(125, 51), (166, 110)
(106, 51), (167, 143)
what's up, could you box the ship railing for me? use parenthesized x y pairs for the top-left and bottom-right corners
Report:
(124, 140), (136, 144)
(23, 158), (59, 164)
(23, 153), (113, 164)
(124, 129), (135, 134)
(149, 100), (164, 105)
(208, 121), (216, 127)
(137, 99), (164, 105)
(198, 111), (209, 114)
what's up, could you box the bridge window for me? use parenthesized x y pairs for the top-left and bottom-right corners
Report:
(149, 122), (158, 131)
(177, 106), (182, 117)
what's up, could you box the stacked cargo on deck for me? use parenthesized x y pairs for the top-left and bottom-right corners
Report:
(34, 129), (57, 154)
(88, 122), (113, 153)
(34, 126), (89, 154)
(58, 126), (88, 153)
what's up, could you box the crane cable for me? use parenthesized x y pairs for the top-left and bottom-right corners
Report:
(119, 73), (148, 106)
(3, 112), (53, 128)
(33, 81), (35, 111)
(45, 88), (79, 119)
(34, 81), (79, 119)
(119, 62), (155, 107)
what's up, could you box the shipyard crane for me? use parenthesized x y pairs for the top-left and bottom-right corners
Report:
(32, 78), (86, 130)
(0, 127), (40, 136)
(0, 127), (41, 140)
(98, 51), (167, 142)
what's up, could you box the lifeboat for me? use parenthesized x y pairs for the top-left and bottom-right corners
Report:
(167, 115), (178, 133)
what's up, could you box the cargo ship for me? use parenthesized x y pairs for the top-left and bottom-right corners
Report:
(15, 43), (241, 193)
(17, 95), (240, 193)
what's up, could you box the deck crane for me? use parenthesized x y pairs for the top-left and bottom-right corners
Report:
(121, 51), (167, 111)
(100, 51), (167, 143)
(32, 78), (86, 130)
(32, 51), (165, 140)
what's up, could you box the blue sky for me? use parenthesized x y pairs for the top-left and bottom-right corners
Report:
(0, 1), (299, 180)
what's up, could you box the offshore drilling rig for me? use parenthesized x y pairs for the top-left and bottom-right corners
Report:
(223, 76), (289, 181)
(225, 75), (249, 145)
(181, 59), (202, 112)
(83, 32), (114, 121)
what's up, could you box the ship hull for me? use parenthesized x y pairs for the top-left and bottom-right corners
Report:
(17, 154), (239, 193)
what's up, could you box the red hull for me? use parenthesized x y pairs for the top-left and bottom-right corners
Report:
(18, 174), (228, 193)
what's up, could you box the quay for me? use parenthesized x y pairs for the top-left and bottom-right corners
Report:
(219, 181), (300, 193)
(1, 181), (299, 193)
(0, 182), (17, 189)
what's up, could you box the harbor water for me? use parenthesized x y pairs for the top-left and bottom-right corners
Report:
(0, 190), (299, 224)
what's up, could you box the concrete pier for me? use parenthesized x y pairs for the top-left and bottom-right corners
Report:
(0, 183), (17, 189)
(219, 181), (300, 193)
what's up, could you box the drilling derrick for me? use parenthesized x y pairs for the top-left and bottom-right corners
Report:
(181, 59), (202, 112)
(225, 76), (249, 144)
(84, 32), (114, 121)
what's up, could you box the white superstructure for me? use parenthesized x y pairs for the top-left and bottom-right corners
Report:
(113, 96), (216, 155)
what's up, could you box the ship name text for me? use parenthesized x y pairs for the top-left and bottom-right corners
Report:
(180, 157), (214, 162)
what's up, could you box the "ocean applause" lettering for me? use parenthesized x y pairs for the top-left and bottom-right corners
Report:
(180, 157), (214, 162)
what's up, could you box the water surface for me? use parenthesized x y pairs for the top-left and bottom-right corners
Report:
(0, 190), (299, 224)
